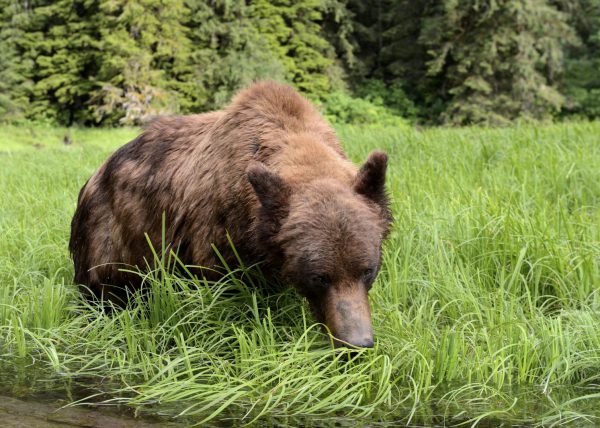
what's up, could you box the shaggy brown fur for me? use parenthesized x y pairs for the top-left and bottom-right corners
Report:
(70, 81), (392, 348)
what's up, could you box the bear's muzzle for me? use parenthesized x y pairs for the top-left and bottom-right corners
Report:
(323, 282), (374, 349)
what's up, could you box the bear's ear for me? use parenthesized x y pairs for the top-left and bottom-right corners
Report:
(354, 150), (388, 201)
(354, 150), (392, 223)
(246, 162), (291, 216)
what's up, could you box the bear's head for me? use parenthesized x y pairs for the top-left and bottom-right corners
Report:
(247, 151), (391, 348)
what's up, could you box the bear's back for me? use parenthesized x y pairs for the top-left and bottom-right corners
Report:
(209, 81), (345, 161)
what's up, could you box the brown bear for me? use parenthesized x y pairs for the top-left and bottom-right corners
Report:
(69, 81), (392, 348)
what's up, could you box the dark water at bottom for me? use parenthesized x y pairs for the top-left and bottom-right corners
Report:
(1, 361), (598, 427)
(0, 394), (174, 428)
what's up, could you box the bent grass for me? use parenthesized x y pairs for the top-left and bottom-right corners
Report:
(0, 122), (600, 425)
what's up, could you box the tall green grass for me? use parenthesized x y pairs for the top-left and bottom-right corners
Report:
(0, 122), (599, 425)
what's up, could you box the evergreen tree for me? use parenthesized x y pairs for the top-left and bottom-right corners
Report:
(186, 0), (349, 106)
(321, 0), (356, 72)
(420, 0), (575, 125)
(2, 0), (101, 124)
(0, 0), (28, 120)
(92, 0), (193, 125)
(0, 0), (595, 125)
(250, 0), (346, 98)
(347, 0), (424, 80)
(562, 0), (600, 118)
(347, 0), (430, 118)
(185, 0), (285, 110)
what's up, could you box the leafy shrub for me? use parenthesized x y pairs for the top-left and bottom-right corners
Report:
(321, 91), (410, 127)
(353, 79), (420, 119)
(562, 58), (600, 119)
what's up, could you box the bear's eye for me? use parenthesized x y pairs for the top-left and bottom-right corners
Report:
(310, 274), (331, 289)
(362, 268), (375, 284)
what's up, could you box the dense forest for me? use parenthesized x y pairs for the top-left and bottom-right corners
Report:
(0, 0), (598, 126)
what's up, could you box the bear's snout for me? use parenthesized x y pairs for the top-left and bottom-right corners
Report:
(323, 284), (374, 349)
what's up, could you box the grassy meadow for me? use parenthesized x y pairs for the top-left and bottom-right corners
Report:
(1, 122), (600, 426)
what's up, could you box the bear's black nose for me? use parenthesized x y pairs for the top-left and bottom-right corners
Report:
(334, 336), (375, 349)
(353, 338), (374, 348)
